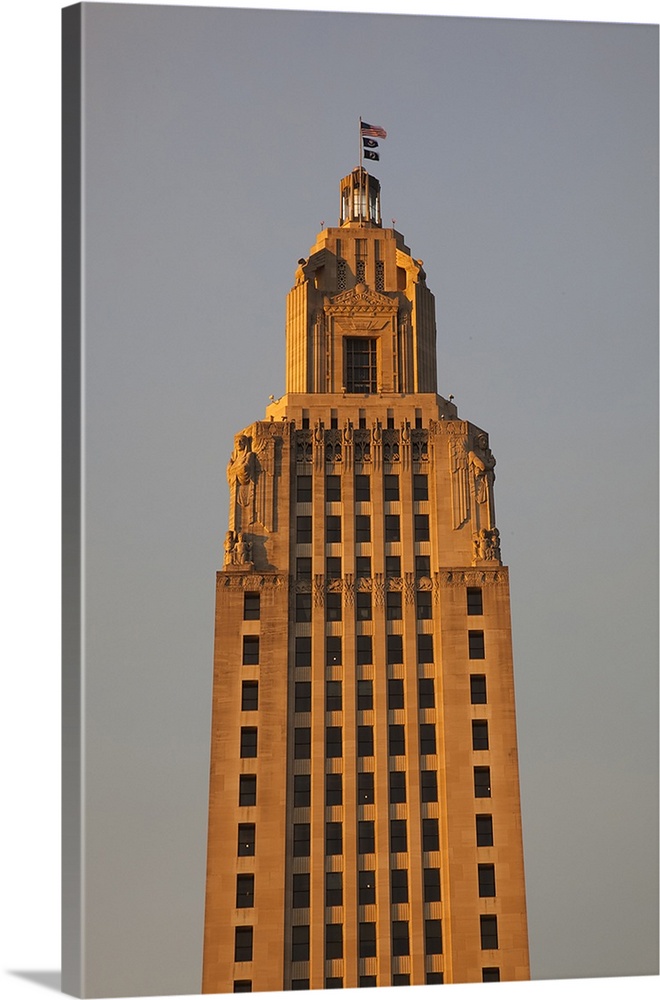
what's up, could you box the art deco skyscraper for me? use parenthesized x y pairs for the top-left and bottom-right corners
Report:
(203, 167), (529, 992)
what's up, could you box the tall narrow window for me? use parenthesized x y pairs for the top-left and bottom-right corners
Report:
(390, 819), (408, 853)
(388, 678), (404, 710)
(386, 555), (401, 577)
(413, 474), (428, 500)
(423, 868), (441, 902)
(422, 818), (440, 852)
(326, 871), (342, 907)
(326, 726), (342, 758)
(294, 727), (311, 760)
(356, 635), (373, 665)
(236, 874), (254, 908)
(414, 514), (430, 541)
(472, 720), (489, 750)
(326, 515), (342, 543)
(295, 593), (312, 622)
(384, 474), (400, 501)
(418, 677), (435, 708)
(359, 922), (377, 958)
(478, 864), (496, 897)
(474, 766), (492, 798)
(326, 556), (342, 580)
(355, 514), (371, 542)
(234, 927), (253, 962)
(387, 634), (403, 663)
(296, 516), (312, 544)
(358, 820), (375, 855)
(326, 821), (343, 856)
(425, 919), (443, 955)
(326, 923), (343, 960)
(417, 634), (434, 663)
(415, 555), (430, 577)
(296, 475), (312, 503)
(292, 872), (310, 908)
(389, 724), (405, 757)
(416, 591), (432, 619)
(420, 770), (438, 802)
(391, 869), (409, 904)
(392, 920), (410, 956)
(326, 475), (341, 502)
(358, 870), (375, 904)
(470, 674), (487, 704)
(357, 725), (374, 757)
(296, 556), (311, 580)
(240, 727), (257, 758)
(243, 592), (260, 620)
(420, 723), (436, 756)
(385, 514), (401, 541)
(293, 774), (310, 807)
(345, 338), (377, 394)
(293, 823), (310, 857)
(389, 771), (406, 803)
(386, 591), (402, 620)
(294, 681), (311, 714)
(467, 587), (483, 615)
(357, 770), (375, 804)
(476, 814), (494, 847)
(239, 775), (257, 806)
(292, 926), (310, 962)
(326, 773), (342, 806)
(356, 591), (372, 620)
(326, 636), (342, 665)
(242, 636), (259, 665)
(241, 681), (258, 711)
(326, 680), (342, 712)
(356, 556), (371, 578)
(237, 823), (255, 856)
(469, 630), (486, 659)
(295, 636), (311, 667)
(355, 474), (371, 502)
(357, 679), (373, 710)
(326, 592), (342, 621)
(480, 915), (499, 950)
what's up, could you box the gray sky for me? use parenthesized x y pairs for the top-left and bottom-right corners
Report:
(3, 2), (658, 1000)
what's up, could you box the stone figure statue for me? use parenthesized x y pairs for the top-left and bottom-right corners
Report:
(227, 435), (255, 508)
(468, 433), (496, 506)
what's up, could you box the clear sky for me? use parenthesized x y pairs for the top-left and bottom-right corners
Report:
(2, 3), (658, 1000)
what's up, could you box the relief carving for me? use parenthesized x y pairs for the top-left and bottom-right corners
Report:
(468, 433), (496, 526)
(473, 527), (501, 564)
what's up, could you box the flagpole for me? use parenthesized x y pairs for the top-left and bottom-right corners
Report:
(358, 117), (363, 222)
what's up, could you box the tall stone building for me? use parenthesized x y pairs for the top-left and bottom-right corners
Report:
(203, 168), (529, 992)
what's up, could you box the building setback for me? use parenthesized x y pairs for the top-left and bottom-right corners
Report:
(202, 168), (530, 992)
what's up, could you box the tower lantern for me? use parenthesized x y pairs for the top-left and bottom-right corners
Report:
(340, 167), (381, 226)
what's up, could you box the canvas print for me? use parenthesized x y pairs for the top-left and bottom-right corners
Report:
(62, 3), (658, 999)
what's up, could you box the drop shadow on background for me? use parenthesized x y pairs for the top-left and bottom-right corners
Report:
(10, 972), (62, 993)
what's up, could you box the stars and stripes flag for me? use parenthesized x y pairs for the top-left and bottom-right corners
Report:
(361, 121), (387, 139)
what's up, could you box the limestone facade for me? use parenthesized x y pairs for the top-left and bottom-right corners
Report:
(203, 168), (530, 992)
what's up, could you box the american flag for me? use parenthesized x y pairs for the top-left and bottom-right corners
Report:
(361, 121), (387, 139)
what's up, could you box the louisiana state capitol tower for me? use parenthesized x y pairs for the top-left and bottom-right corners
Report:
(202, 167), (530, 992)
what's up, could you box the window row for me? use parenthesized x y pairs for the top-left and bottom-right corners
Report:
(292, 722), (438, 759)
(292, 631), (485, 665)
(242, 586), (483, 620)
(291, 817), (440, 856)
(234, 974), (504, 992)
(297, 473), (429, 504)
(295, 554), (433, 579)
(295, 676), (436, 713)
(236, 813), (493, 856)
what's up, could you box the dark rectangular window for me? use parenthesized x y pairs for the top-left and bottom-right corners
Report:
(294, 681), (311, 713)
(296, 515), (312, 544)
(296, 475), (312, 503)
(467, 587), (483, 615)
(418, 677), (435, 708)
(355, 474), (371, 502)
(241, 680), (258, 711)
(356, 635), (372, 665)
(233, 980), (252, 992)
(393, 975), (411, 987)
(236, 874), (254, 908)
(426, 973), (444, 985)
(391, 869), (408, 904)
(358, 820), (375, 855)
(326, 635), (342, 665)
(384, 474), (400, 501)
(360, 976), (377, 988)
(482, 968), (501, 983)
(295, 593), (312, 622)
(416, 591), (432, 619)
(326, 821), (342, 856)
(389, 771), (406, 804)
(415, 555), (430, 578)
(326, 556), (342, 579)
(356, 591), (372, 619)
(357, 679), (373, 710)
(234, 926), (253, 962)
(385, 514), (401, 541)
(413, 474), (428, 500)
(294, 727), (311, 760)
(389, 724), (405, 757)
(421, 770), (438, 802)
(326, 592), (342, 621)
(325, 872), (343, 907)
(326, 475), (341, 502)
(345, 337), (377, 394)
(242, 636), (259, 665)
(237, 823), (255, 856)
(469, 630), (485, 659)
(420, 723), (436, 756)
(424, 868), (441, 902)
(292, 872), (310, 908)
(293, 774), (310, 808)
(293, 823), (310, 857)
(243, 592), (260, 620)
(470, 674), (487, 704)
(480, 915), (499, 950)
(478, 864), (496, 897)
(425, 919), (443, 955)
(292, 925), (310, 962)
(326, 773), (342, 806)
(388, 678), (404, 710)
(356, 556), (371, 577)
(296, 556), (312, 580)
(357, 770), (374, 804)
(392, 920), (410, 956)
(326, 680), (342, 712)
(417, 633), (434, 663)
(357, 725), (374, 757)
(390, 819), (407, 853)
(474, 766), (491, 798)
(326, 726), (342, 758)
(414, 513), (430, 541)
(472, 719), (489, 750)
(387, 634), (403, 664)
(422, 818), (440, 852)
(386, 555), (401, 577)
(240, 727), (257, 758)
(358, 869), (375, 905)
(386, 591), (402, 620)
(295, 636), (311, 667)
(476, 814), (494, 847)
(239, 774), (256, 807)
(355, 515), (371, 542)
(326, 923), (343, 960)
(359, 922), (377, 958)
(326, 515), (342, 543)
(291, 980), (309, 991)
